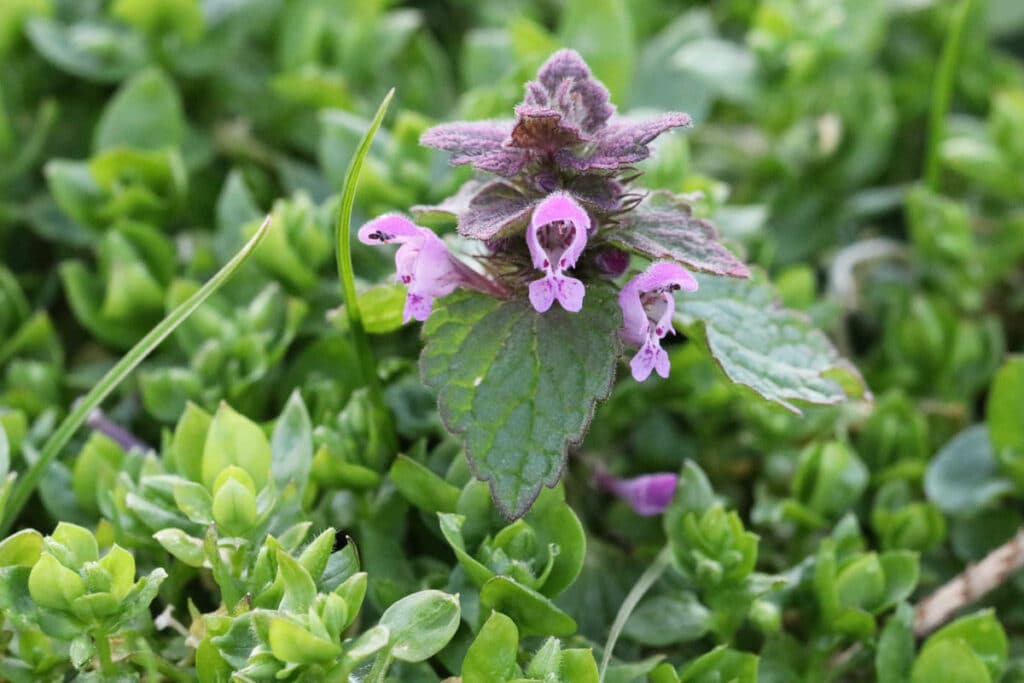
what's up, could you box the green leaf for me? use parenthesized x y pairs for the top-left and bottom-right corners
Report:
(153, 529), (206, 567)
(925, 611), (1007, 681)
(169, 402), (212, 482)
(524, 485), (586, 598)
(358, 284), (408, 334)
(925, 426), (1013, 515)
(675, 269), (868, 413)
(110, 0), (204, 42)
(911, 638), (991, 683)
(28, 553), (84, 610)
(0, 216), (272, 536)
(421, 287), (621, 518)
(389, 454), (461, 513)
(94, 68), (186, 152)
(480, 576), (577, 637)
(268, 617), (341, 664)
(560, 649), (600, 683)
(270, 391), (314, 498)
(988, 357), (1024, 483)
(106, 567), (167, 631)
(604, 192), (750, 277)
(24, 18), (147, 83)
(622, 592), (710, 646)
(0, 529), (43, 567)
(876, 603), (914, 683)
(51, 522), (98, 566)
(202, 402), (271, 492)
(462, 611), (521, 683)
(677, 646), (758, 683)
(379, 589), (461, 662)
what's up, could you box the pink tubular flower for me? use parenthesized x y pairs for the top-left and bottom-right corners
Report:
(526, 193), (590, 313)
(358, 214), (465, 323)
(596, 471), (678, 516)
(619, 262), (698, 382)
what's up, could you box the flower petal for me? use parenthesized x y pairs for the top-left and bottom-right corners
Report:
(612, 473), (678, 516)
(403, 292), (434, 323)
(633, 261), (699, 294)
(617, 278), (648, 346)
(528, 193), (591, 270)
(357, 214), (422, 245)
(554, 275), (586, 312)
(528, 277), (557, 313)
(630, 339), (668, 382)
(412, 235), (462, 298)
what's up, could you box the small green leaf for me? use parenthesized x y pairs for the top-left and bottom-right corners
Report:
(276, 550), (318, 613)
(94, 68), (186, 151)
(28, 553), (84, 610)
(202, 402), (271, 492)
(153, 529), (206, 567)
(675, 270), (868, 413)
(0, 529), (43, 567)
(25, 18), (146, 83)
(559, 649), (600, 683)
(622, 592), (710, 646)
(911, 638), (990, 683)
(390, 454), (461, 513)
(358, 284), (408, 334)
(379, 589), (461, 662)
(298, 528), (336, 582)
(479, 576), (577, 637)
(678, 646), (758, 683)
(462, 611), (520, 683)
(106, 567), (167, 631)
(524, 485), (586, 598)
(268, 617), (341, 664)
(421, 287), (621, 518)
(98, 544), (135, 599)
(270, 391), (314, 498)
(988, 357), (1024, 483)
(169, 402), (211, 483)
(211, 473), (258, 537)
(925, 426), (1013, 515)
(51, 522), (98, 566)
(925, 611), (1007, 681)
(876, 603), (914, 683)
(173, 480), (214, 523)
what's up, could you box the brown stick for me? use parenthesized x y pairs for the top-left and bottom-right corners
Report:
(913, 527), (1024, 637)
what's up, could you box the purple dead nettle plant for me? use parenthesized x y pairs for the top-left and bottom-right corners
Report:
(360, 48), (749, 382)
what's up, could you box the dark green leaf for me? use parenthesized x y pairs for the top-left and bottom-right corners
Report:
(421, 287), (621, 518)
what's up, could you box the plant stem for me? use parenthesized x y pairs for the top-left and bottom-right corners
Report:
(599, 546), (673, 682)
(0, 216), (273, 535)
(94, 633), (114, 674)
(924, 0), (974, 191)
(364, 649), (393, 683)
(333, 89), (397, 449)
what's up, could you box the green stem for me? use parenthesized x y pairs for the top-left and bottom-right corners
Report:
(0, 216), (274, 535)
(333, 89), (396, 447)
(94, 632), (114, 674)
(364, 649), (393, 683)
(599, 546), (673, 682)
(924, 0), (974, 191)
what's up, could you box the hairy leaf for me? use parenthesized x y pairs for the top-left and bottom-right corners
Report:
(421, 287), (621, 518)
(675, 270), (867, 413)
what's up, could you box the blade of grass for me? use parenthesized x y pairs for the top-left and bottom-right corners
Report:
(598, 546), (673, 682)
(0, 215), (274, 535)
(333, 88), (396, 448)
(924, 0), (974, 191)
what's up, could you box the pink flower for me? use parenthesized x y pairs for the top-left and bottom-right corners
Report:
(619, 262), (698, 381)
(526, 193), (590, 313)
(596, 471), (678, 516)
(358, 214), (465, 323)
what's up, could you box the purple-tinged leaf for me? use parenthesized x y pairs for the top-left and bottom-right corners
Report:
(561, 113), (692, 170)
(420, 121), (527, 176)
(510, 105), (587, 151)
(458, 181), (536, 241)
(528, 49), (615, 135)
(411, 180), (484, 222)
(566, 174), (623, 212)
(603, 191), (750, 278)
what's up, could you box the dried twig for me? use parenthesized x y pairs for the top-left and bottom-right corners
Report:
(913, 527), (1024, 636)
